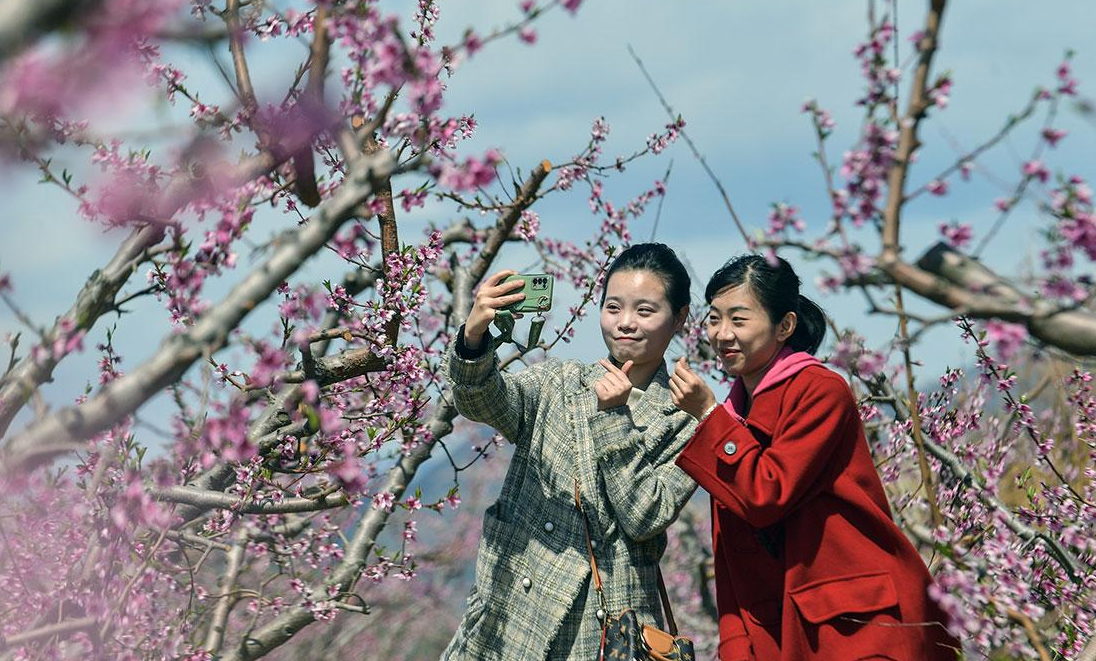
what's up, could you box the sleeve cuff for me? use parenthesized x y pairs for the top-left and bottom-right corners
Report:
(676, 406), (761, 474)
(447, 326), (499, 385)
(454, 324), (493, 360)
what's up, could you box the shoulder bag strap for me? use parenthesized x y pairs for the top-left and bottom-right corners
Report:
(573, 479), (680, 636)
(656, 566), (679, 636)
(573, 478), (608, 613)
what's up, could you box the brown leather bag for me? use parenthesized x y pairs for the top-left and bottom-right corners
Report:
(574, 480), (696, 661)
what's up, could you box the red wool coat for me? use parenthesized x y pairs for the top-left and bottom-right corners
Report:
(676, 351), (959, 661)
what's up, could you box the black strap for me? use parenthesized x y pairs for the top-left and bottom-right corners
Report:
(573, 479), (679, 636)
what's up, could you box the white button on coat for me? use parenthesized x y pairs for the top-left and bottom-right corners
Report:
(521, 577), (532, 590)
(723, 441), (738, 456)
(544, 521), (555, 533)
(596, 608), (606, 621)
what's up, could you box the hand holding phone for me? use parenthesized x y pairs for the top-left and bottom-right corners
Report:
(464, 270), (526, 349)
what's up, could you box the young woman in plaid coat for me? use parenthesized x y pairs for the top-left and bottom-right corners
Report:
(441, 244), (699, 660)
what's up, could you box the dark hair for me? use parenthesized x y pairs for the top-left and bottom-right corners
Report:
(600, 243), (691, 314)
(704, 254), (827, 355)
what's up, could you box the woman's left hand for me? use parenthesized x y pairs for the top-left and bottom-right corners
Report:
(670, 357), (717, 420)
(594, 359), (634, 411)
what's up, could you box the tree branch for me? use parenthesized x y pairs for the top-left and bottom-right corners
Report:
(0, 152), (394, 473)
(627, 44), (750, 246)
(0, 616), (97, 651)
(214, 161), (553, 658)
(468, 159), (552, 282)
(154, 485), (350, 515)
(203, 530), (248, 655)
(218, 397), (458, 661)
(900, 242), (1096, 356)
(0, 224), (165, 439)
(880, 0), (947, 257)
(873, 379), (1086, 581)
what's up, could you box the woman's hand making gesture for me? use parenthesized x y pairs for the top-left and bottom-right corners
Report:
(593, 359), (635, 411)
(669, 357), (718, 421)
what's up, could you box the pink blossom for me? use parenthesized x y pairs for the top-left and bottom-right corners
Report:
(518, 27), (537, 44)
(959, 160), (974, 181)
(1022, 160), (1050, 183)
(463, 30), (483, 55)
(1041, 127), (1068, 147)
(372, 491), (395, 512)
(765, 202), (805, 237)
(983, 322), (1027, 360)
(928, 179), (949, 196)
(514, 209), (540, 241)
(434, 149), (503, 191)
(929, 77), (952, 109)
(1056, 59), (1079, 95)
(939, 222), (973, 249)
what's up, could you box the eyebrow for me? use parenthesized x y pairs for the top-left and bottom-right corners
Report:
(605, 297), (664, 306)
(709, 305), (752, 314)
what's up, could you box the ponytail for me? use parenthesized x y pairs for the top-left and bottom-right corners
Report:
(789, 294), (827, 355)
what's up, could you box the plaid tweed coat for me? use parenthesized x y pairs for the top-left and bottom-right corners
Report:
(440, 339), (698, 661)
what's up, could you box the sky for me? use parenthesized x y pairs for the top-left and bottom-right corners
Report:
(2, 0), (1095, 446)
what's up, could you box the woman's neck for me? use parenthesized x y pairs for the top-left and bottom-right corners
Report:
(740, 345), (785, 398)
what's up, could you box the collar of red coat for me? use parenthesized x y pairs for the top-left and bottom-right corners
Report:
(723, 345), (825, 423)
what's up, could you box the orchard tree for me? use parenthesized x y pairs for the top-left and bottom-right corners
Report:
(0, 1), (1093, 660)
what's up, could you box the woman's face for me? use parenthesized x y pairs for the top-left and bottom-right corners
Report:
(600, 269), (685, 369)
(706, 285), (795, 387)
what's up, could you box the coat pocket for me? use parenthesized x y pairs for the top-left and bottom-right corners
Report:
(789, 571), (908, 660)
(789, 571), (898, 623)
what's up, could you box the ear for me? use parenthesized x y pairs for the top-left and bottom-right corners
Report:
(777, 311), (797, 342)
(673, 306), (689, 332)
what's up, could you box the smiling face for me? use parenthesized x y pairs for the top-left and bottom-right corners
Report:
(600, 269), (686, 371)
(706, 284), (796, 391)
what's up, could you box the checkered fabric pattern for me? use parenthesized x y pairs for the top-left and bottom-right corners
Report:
(440, 341), (698, 661)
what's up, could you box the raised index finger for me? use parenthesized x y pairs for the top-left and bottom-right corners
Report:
(598, 358), (629, 378)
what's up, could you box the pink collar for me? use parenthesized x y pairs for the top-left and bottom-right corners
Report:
(723, 346), (824, 421)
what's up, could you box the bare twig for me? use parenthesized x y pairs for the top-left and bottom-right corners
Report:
(627, 44), (750, 245)
(1005, 608), (1052, 661)
(893, 284), (943, 527)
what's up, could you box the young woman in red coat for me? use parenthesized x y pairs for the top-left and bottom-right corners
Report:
(668, 254), (959, 661)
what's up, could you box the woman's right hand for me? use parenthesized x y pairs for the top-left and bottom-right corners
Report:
(670, 357), (718, 421)
(464, 270), (527, 350)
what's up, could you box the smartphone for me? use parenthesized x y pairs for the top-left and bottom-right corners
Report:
(502, 273), (554, 314)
